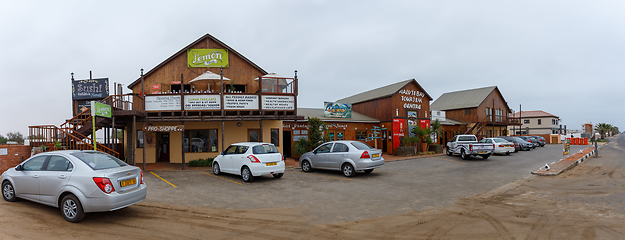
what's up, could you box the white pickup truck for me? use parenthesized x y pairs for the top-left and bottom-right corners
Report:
(446, 135), (495, 160)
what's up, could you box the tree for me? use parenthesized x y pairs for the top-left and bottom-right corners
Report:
(0, 134), (7, 144)
(594, 123), (611, 139)
(293, 117), (329, 157)
(430, 119), (442, 144)
(6, 131), (25, 144)
(411, 125), (432, 152)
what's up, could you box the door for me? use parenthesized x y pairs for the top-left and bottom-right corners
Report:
(158, 133), (170, 162)
(283, 131), (292, 158)
(309, 143), (333, 168)
(39, 155), (73, 204)
(327, 143), (349, 169)
(13, 155), (47, 200)
(221, 145), (239, 173)
(382, 131), (388, 153)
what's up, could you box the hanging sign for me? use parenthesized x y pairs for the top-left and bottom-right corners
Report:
(145, 95), (181, 111)
(184, 95), (220, 110)
(324, 102), (352, 118)
(187, 49), (229, 68)
(263, 96), (295, 110)
(72, 78), (109, 100)
(144, 125), (185, 132)
(224, 95), (258, 110)
(91, 101), (111, 118)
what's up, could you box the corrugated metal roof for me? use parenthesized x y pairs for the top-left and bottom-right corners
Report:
(509, 110), (559, 118)
(431, 86), (497, 111)
(336, 79), (432, 104)
(298, 108), (379, 122)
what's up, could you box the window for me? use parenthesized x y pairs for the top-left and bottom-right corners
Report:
(465, 109), (471, 115)
(355, 130), (367, 141)
(137, 131), (144, 148)
(271, 129), (279, 146)
(538, 119), (542, 125)
(252, 144), (279, 154)
(71, 152), (127, 170)
(486, 108), (492, 121)
(332, 143), (349, 152)
(337, 132), (344, 140)
(45, 156), (73, 171)
(314, 143), (333, 153)
(22, 156), (47, 171)
(249, 129), (259, 142)
(224, 145), (238, 155)
(524, 120), (530, 124)
(351, 142), (373, 150)
(184, 129), (218, 152)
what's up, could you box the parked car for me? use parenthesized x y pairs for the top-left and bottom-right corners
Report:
(499, 136), (533, 151)
(212, 142), (285, 182)
(479, 138), (515, 155)
(299, 140), (384, 177)
(1, 150), (147, 223)
(446, 135), (495, 159)
(518, 136), (538, 148)
(530, 136), (546, 147)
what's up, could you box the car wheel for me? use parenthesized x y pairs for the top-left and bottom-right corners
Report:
(446, 147), (453, 156)
(301, 160), (312, 172)
(364, 169), (374, 174)
(482, 154), (490, 159)
(61, 194), (86, 223)
(461, 149), (469, 160)
(272, 173), (284, 178)
(241, 166), (254, 182)
(212, 162), (221, 175)
(2, 181), (17, 202)
(342, 163), (355, 177)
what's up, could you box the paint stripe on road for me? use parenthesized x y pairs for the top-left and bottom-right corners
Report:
(200, 172), (244, 185)
(291, 171), (356, 181)
(433, 156), (468, 164)
(150, 171), (178, 188)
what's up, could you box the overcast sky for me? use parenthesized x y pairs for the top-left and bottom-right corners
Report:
(1, 0), (623, 137)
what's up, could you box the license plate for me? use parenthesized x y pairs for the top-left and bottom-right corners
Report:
(120, 178), (136, 187)
(478, 151), (486, 154)
(372, 154), (380, 158)
(266, 162), (277, 166)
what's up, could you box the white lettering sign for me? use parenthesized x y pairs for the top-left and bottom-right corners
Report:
(262, 96), (294, 110)
(145, 95), (181, 111)
(0, 148), (7, 155)
(399, 88), (424, 110)
(224, 95), (259, 110)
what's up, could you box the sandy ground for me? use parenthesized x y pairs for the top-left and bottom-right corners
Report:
(1, 143), (624, 239)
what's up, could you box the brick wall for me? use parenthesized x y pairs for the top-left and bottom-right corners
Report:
(0, 145), (31, 173)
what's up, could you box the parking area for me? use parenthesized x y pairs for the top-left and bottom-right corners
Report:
(143, 144), (594, 224)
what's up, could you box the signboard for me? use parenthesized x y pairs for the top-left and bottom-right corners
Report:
(91, 101), (111, 118)
(431, 110), (446, 121)
(420, 119), (430, 130)
(77, 100), (92, 114)
(144, 125), (185, 132)
(324, 102), (352, 118)
(145, 95), (181, 111)
(187, 49), (229, 68)
(0, 148), (7, 156)
(407, 111), (417, 138)
(263, 96), (295, 110)
(72, 78), (109, 100)
(151, 84), (162, 94)
(184, 95), (220, 110)
(392, 118), (405, 149)
(563, 139), (571, 155)
(224, 95), (258, 110)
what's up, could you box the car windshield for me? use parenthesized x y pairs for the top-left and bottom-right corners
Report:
(252, 144), (279, 154)
(512, 137), (525, 142)
(351, 141), (373, 150)
(458, 136), (477, 141)
(493, 138), (508, 143)
(71, 152), (127, 170)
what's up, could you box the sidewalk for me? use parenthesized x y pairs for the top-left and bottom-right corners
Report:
(531, 143), (605, 176)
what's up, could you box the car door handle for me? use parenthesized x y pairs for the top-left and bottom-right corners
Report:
(33, 175), (39, 178)
(58, 175), (66, 179)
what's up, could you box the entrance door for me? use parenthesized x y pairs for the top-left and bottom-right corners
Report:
(382, 131), (388, 152)
(158, 133), (170, 162)
(283, 131), (292, 158)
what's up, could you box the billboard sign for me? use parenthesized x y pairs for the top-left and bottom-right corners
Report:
(431, 110), (446, 121)
(72, 78), (109, 100)
(187, 49), (229, 68)
(324, 102), (352, 118)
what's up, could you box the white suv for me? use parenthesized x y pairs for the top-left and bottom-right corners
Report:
(212, 142), (285, 182)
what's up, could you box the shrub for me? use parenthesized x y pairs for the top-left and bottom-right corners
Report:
(187, 158), (214, 167)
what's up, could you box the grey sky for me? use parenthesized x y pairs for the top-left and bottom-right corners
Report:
(1, 0), (623, 137)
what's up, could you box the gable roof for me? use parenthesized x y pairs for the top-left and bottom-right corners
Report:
(335, 79), (432, 104)
(431, 86), (505, 111)
(128, 33), (267, 89)
(509, 110), (559, 118)
(297, 108), (379, 123)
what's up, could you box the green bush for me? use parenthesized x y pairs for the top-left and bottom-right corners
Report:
(187, 158), (214, 167)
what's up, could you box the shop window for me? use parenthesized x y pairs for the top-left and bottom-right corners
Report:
(225, 84), (247, 93)
(524, 119), (530, 124)
(170, 84), (191, 93)
(137, 131), (144, 148)
(337, 132), (344, 140)
(355, 130), (367, 141)
(538, 119), (542, 125)
(249, 129), (259, 142)
(184, 129), (218, 152)
(271, 129), (279, 146)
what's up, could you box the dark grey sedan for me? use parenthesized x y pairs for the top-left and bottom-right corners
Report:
(299, 141), (384, 177)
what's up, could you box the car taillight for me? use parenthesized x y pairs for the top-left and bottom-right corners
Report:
(498, 144), (504, 147)
(93, 177), (115, 194)
(281, 155), (285, 162)
(493, 144), (496, 148)
(247, 155), (261, 163)
(140, 171), (144, 184)
(469, 144), (473, 151)
(360, 151), (370, 159)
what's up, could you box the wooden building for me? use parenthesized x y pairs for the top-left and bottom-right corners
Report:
(430, 86), (520, 142)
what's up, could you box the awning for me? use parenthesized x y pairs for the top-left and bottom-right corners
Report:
(189, 71), (231, 83)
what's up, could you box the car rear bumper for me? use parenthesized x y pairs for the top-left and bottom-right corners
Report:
(355, 158), (385, 170)
(249, 162), (285, 176)
(494, 147), (515, 154)
(82, 183), (147, 212)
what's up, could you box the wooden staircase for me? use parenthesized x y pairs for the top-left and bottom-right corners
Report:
(463, 116), (489, 140)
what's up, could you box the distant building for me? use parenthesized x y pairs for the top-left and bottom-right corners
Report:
(508, 110), (560, 135)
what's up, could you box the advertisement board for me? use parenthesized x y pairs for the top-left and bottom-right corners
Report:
(145, 95), (181, 111)
(72, 78), (109, 100)
(324, 102), (352, 118)
(263, 96), (295, 110)
(91, 101), (111, 118)
(187, 49), (229, 68)
(431, 110), (446, 121)
(392, 118), (405, 149)
(224, 95), (258, 110)
(184, 95), (220, 110)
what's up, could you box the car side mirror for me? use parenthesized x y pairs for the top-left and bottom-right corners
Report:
(221, 152), (225, 155)
(15, 165), (23, 171)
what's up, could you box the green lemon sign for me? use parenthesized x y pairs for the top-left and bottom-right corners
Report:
(187, 49), (229, 68)
(91, 101), (112, 118)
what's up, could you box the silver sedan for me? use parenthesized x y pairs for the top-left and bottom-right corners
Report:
(1, 150), (147, 223)
(299, 140), (384, 177)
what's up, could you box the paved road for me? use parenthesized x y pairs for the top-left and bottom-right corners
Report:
(144, 143), (594, 224)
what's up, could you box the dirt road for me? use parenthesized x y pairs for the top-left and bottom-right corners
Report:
(2, 137), (624, 239)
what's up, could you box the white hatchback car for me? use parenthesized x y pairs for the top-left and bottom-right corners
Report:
(479, 138), (515, 155)
(212, 142), (285, 182)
